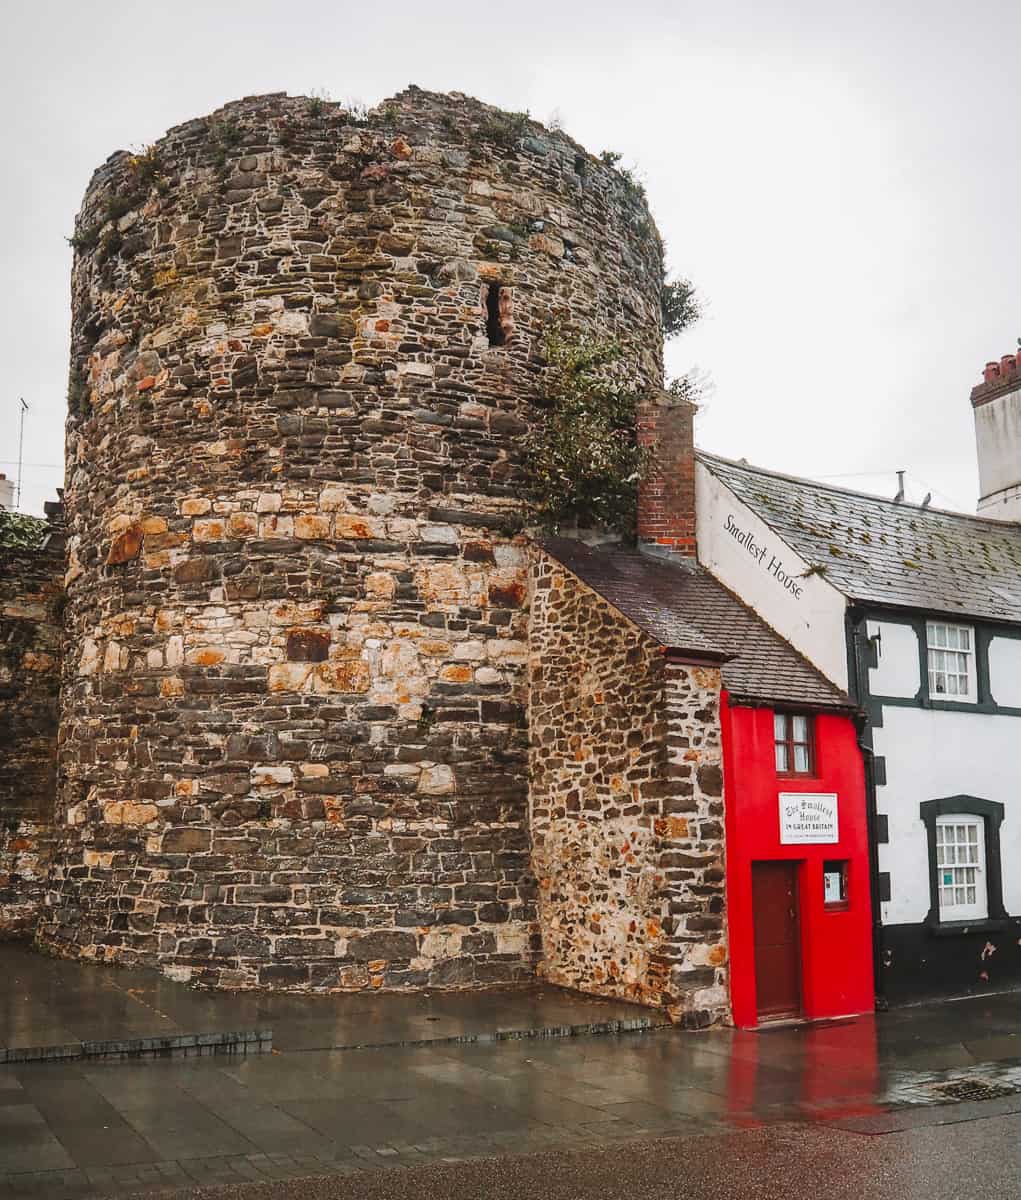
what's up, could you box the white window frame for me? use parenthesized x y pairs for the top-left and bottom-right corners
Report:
(926, 621), (977, 703)
(935, 815), (988, 922)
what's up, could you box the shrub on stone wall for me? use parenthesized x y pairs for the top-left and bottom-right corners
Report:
(661, 278), (700, 340)
(0, 512), (48, 551)
(526, 331), (647, 537)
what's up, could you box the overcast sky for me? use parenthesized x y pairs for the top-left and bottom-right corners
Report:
(2, 0), (1019, 515)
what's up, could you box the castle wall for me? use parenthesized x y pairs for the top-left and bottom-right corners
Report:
(528, 551), (729, 1026)
(47, 88), (665, 990)
(0, 526), (64, 937)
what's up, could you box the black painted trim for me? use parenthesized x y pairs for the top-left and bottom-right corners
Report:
(875, 813), (889, 844)
(847, 606), (885, 1005)
(872, 757), (886, 786)
(927, 918), (1008, 938)
(919, 794), (1007, 930)
(881, 917), (1021, 1003)
(877, 872), (891, 903)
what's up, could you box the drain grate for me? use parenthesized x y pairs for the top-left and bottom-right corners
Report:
(929, 1078), (1018, 1103)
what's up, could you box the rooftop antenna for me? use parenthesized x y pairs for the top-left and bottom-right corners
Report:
(15, 398), (27, 511)
(893, 470), (905, 504)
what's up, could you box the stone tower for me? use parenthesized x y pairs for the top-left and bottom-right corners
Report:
(44, 88), (666, 990)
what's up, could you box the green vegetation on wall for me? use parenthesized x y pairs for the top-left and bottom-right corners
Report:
(0, 512), (48, 552)
(525, 331), (648, 538)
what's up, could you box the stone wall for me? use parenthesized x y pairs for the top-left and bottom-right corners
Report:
(46, 87), (666, 990)
(0, 523), (64, 937)
(528, 550), (729, 1026)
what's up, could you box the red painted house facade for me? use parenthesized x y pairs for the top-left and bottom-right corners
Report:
(721, 697), (874, 1028)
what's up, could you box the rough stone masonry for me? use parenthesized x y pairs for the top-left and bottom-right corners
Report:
(39, 87), (669, 993)
(528, 550), (728, 1027)
(0, 510), (64, 938)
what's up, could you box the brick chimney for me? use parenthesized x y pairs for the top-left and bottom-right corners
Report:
(637, 388), (697, 556)
(971, 350), (1021, 521)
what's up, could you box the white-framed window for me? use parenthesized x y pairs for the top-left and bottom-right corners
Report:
(773, 712), (814, 774)
(936, 816), (988, 921)
(926, 621), (976, 702)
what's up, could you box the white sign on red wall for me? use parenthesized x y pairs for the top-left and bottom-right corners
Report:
(779, 793), (839, 844)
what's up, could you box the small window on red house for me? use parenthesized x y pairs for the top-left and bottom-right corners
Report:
(774, 713), (814, 775)
(823, 860), (848, 906)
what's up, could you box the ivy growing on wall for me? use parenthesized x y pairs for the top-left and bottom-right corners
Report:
(0, 512), (48, 551)
(525, 331), (647, 537)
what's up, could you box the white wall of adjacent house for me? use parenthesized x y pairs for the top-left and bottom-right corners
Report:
(866, 619), (919, 698)
(696, 462), (849, 689)
(989, 635), (1021, 707)
(874, 706), (1021, 924)
(868, 619), (1021, 926)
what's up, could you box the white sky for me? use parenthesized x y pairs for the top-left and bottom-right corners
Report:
(2, 0), (1019, 515)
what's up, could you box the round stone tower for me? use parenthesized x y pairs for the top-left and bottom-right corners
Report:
(44, 87), (666, 990)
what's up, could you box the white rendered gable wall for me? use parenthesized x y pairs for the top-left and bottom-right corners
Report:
(695, 462), (849, 690)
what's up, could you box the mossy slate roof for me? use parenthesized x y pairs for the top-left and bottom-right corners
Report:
(540, 538), (851, 711)
(699, 451), (1021, 624)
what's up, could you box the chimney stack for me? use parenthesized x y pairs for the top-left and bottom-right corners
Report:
(637, 388), (697, 556)
(971, 349), (1021, 521)
(0, 474), (13, 513)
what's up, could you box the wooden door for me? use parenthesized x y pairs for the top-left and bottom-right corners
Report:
(752, 861), (801, 1020)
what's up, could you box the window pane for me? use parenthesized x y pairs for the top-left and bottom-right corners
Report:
(774, 713), (786, 740)
(794, 744), (810, 773)
(792, 715), (809, 742)
(927, 625), (974, 699)
(775, 743), (788, 772)
(936, 816), (987, 919)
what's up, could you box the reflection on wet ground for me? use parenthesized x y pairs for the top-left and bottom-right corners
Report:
(4, 943), (1021, 1196)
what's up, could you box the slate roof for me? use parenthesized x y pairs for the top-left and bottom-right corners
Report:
(699, 451), (1021, 625)
(540, 537), (852, 710)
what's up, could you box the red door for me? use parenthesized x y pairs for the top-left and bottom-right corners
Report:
(752, 862), (801, 1020)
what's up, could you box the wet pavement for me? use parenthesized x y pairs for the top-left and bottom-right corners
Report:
(0, 944), (664, 1060)
(4, 944), (1021, 1197)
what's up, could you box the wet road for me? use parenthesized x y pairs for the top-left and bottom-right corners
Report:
(126, 1112), (1021, 1200)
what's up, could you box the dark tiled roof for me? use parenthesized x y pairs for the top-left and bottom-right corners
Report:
(540, 538), (852, 710)
(699, 451), (1021, 624)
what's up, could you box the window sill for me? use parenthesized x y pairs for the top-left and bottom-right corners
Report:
(824, 901), (850, 913)
(924, 917), (1008, 938)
